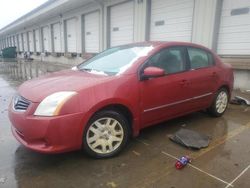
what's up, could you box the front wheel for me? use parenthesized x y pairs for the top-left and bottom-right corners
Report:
(83, 110), (130, 158)
(208, 88), (229, 117)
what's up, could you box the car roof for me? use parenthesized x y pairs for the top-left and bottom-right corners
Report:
(120, 41), (212, 52)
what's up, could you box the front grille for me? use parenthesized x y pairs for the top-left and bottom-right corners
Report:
(13, 95), (31, 111)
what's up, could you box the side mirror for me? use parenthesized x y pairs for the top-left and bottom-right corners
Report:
(141, 66), (165, 80)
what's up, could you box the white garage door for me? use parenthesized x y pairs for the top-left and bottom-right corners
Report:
(66, 18), (77, 53)
(18, 34), (23, 52)
(8, 37), (11, 47)
(28, 31), (34, 52)
(110, 1), (134, 47)
(217, 0), (250, 55)
(11, 36), (15, 47)
(84, 11), (100, 53)
(14, 35), (18, 49)
(42, 26), (50, 52)
(23, 33), (28, 51)
(5, 38), (7, 48)
(35, 29), (41, 52)
(150, 0), (194, 42)
(7, 37), (9, 47)
(7, 37), (10, 47)
(52, 23), (62, 52)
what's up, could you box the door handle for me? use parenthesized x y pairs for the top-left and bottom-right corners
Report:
(211, 72), (217, 77)
(179, 80), (189, 86)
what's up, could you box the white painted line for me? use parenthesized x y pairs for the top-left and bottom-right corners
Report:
(225, 164), (250, 188)
(161, 151), (233, 187)
(161, 151), (179, 160)
(136, 139), (150, 146)
(188, 163), (232, 187)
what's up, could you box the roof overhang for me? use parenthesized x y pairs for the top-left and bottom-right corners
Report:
(0, 0), (93, 36)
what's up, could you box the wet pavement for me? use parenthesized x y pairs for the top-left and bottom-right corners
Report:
(0, 59), (250, 188)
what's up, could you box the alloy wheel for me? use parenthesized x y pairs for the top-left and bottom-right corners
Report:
(216, 91), (228, 114)
(86, 117), (124, 154)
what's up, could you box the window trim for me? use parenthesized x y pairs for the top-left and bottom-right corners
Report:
(138, 46), (188, 80)
(186, 46), (215, 71)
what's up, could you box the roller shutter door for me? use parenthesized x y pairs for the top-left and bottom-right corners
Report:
(8, 37), (11, 47)
(52, 23), (62, 52)
(7, 37), (9, 47)
(35, 29), (41, 52)
(150, 0), (194, 42)
(28, 31), (34, 52)
(7, 37), (10, 47)
(14, 35), (18, 49)
(8, 37), (10, 47)
(23, 33), (28, 51)
(110, 1), (134, 47)
(5, 38), (7, 48)
(18, 34), (23, 52)
(42, 26), (49, 52)
(11, 36), (15, 47)
(217, 0), (250, 55)
(84, 11), (100, 53)
(66, 18), (77, 53)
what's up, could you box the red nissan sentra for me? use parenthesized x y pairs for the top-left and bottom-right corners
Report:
(8, 42), (234, 158)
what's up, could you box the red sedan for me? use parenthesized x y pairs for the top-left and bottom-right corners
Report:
(8, 42), (233, 158)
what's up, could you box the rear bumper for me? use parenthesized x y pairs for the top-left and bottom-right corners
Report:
(9, 107), (86, 154)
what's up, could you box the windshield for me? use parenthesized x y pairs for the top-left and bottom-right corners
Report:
(77, 45), (154, 75)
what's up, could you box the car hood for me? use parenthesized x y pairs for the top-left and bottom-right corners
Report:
(18, 70), (113, 102)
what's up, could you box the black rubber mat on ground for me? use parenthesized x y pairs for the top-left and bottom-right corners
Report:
(169, 128), (210, 149)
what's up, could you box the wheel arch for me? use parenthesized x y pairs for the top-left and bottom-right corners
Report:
(95, 104), (133, 132)
(218, 84), (231, 99)
(84, 100), (140, 138)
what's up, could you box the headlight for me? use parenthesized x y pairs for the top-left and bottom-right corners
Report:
(34, 91), (77, 116)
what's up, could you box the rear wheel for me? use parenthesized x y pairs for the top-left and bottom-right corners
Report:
(83, 110), (130, 158)
(208, 88), (229, 117)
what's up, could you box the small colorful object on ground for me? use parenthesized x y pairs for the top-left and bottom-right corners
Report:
(175, 156), (191, 169)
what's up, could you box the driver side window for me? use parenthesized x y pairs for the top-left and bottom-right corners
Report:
(147, 47), (186, 74)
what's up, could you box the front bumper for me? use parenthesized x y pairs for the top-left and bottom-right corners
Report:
(9, 102), (86, 154)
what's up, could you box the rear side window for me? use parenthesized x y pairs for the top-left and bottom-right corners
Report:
(188, 48), (212, 69)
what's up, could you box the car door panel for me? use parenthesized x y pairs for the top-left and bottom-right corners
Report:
(140, 72), (193, 127)
(186, 48), (219, 110)
(139, 47), (193, 127)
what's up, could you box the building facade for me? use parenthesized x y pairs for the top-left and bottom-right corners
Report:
(0, 0), (250, 87)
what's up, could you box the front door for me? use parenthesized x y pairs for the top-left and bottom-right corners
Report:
(140, 47), (192, 127)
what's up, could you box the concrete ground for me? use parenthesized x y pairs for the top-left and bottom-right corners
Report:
(0, 60), (250, 188)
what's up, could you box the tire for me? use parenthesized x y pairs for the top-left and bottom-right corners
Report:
(83, 110), (130, 158)
(208, 88), (229, 117)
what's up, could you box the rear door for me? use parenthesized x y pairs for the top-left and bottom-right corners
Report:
(186, 47), (218, 109)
